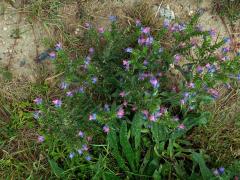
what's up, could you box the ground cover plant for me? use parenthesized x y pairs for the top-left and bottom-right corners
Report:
(1, 0), (240, 179)
(29, 13), (240, 179)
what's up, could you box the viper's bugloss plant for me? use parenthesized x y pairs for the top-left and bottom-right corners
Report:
(34, 14), (240, 179)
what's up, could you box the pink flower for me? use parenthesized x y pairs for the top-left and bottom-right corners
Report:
(98, 27), (105, 33)
(123, 101), (128, 107)
(174, 54), (181, 64)
(38, 135), (45, 143)
(135, 19), (141, 26)
(103, 125), (110, 134)
(49, 52), (56, 59)
(123, 60), (130, 70)
(119, 91), (126, 97)
(178, 123), (185, 130)
(142, 110), (149, 116)
(131, 106), (137, 111)
(141, 27), (150, 34)
(188, 82), (195, 89)
(117, 108), (124, 118)
(33, 97), (42, 105)
(52, 99), (62, 107)
(89, 47), (94, 54)
(149, 115), (156, 122)
(87, 136), (92, 142)
(89, 113), (97, 121)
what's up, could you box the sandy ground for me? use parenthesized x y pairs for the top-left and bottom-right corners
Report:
(0, 0), (238, 82)
(0, 2), (46, 82)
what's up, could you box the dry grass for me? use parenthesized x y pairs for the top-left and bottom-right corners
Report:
(192, 86), (240, 166)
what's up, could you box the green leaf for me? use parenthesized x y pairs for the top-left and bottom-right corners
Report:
(120, 121), (136, 172)
(192, 152), (212, 180)
(139, 148), (151, 174)
(107, 129), (129, 171)
(48, 159), (64, 178)
(131, 113), (143, 168)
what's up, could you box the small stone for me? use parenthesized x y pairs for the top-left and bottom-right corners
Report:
(3, 27), (7, 31)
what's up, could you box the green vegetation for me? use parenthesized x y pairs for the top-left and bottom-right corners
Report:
(0, 0), (240, 179)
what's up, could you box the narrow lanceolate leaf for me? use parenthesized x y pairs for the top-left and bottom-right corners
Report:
(120, 121), (136, 172)
(192, 152), (212, 180)
(107, 129), (129, 171)
(131, 113), (143, 168)
(48, 159), (64, 178)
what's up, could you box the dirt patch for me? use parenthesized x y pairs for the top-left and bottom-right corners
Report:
(0, 2), (48, 82)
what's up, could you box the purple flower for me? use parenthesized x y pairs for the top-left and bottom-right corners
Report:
(125, 47), (133, 53)
(103, 125), (110, 134)
(66, 91), (73, 97)
(78, 87), (84, 93)
(89, 47), (94, 54)
(33, 110), (41, 120)
(33, 98), (42, 105)
(117, 108), (124, 118)
(208, 88), (219, 99)
(141, 27), (150, 34)
(85, 155), (91, 161)
(84, 22), (91, 29)
(218, 167), (225, 174)
(180, 99), (185, 105)
(69, 152), (75, 159)
(49, 52), (56, 59)
(92, 77), (98, 84)
(223, 37), (230, 43)
(135, 19), (141, 26)
(77, 149), (83, 155)
(209, 28), (217, 37)
(37, 135), (45, 143)
(145, 36), (154, 46)
(60, 82), (69, 90)
(178, 23), (186, 31)
(55, 42), (62, 51)
(78, 131), (84, 138)
(82, 144), (88, 151)
(174, 54), (181, 64)
(163, 19), (170, 28)
(143, 60), (148, 66)
(159, 47), (164, 53)
(207, 65), (216, 73)
(222, 47), (230, 53)
(196, 65), (203, 73)
(89, 113), (97, 121)
(52, 99), (62, 107)
(188, 82), (195, 89)
(138, 37), (146, 45)
(109, 15), (117, 22)
(221, 56), (230, 61)
(150, 77), (159, 88)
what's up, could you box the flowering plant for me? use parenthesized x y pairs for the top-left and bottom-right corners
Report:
(33, 14), (239, 178)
